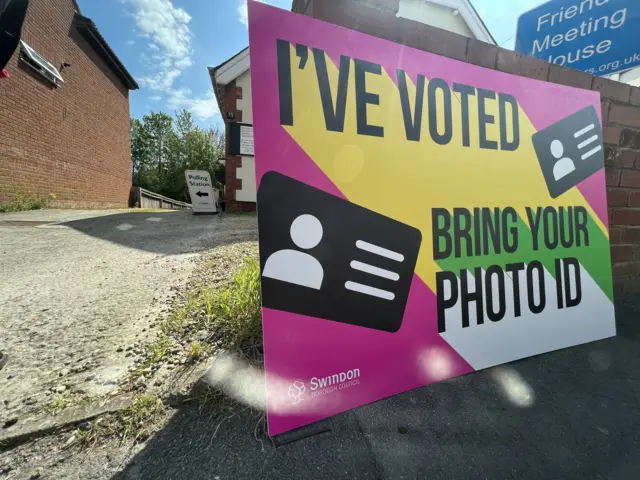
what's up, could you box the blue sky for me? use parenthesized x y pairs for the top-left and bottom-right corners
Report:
(79, 0), (546, 128)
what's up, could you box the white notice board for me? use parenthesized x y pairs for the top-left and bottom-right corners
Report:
(240, 125), (254, 156)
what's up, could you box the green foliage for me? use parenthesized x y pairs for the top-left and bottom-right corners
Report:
(66, 394), (164, 449)
(0, 193), (56, 212)
(212, 257), (263, 344)
(189, 341), (210, 361)
(117, 394), (164, 442)
(131, 110), (224, 202)
(49, 395), (70, 414)
(136, 334), (171, 374)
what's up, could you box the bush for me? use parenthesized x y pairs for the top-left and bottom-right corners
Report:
(0, 193), (56, 213)
(213, 257), (262, 345)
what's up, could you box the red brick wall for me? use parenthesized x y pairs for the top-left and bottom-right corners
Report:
(297, 0), (640, 296)
(0, 0), (133, 209)
(222, 81), (256, 212)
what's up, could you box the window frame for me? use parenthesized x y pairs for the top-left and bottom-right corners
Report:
(19, 40), (64, 85)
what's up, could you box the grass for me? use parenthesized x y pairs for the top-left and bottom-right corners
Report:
(134, 334), (171, 375)
(161, 254), (262, 351)
(0, 193), (56, 213)
(211, 257), (262, 345)
(49, 395), (71, 414)
(66, 394), (164, 449)
(189, 341), (210, 361)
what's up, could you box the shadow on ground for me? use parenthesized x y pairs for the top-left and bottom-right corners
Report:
(111, 298), (640, 480)
(50, 211), (258, 256)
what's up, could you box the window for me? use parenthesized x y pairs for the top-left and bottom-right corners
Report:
(19, 41), (64, 85)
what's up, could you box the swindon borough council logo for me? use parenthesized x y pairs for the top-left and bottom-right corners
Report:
(288, 381), (305, 405)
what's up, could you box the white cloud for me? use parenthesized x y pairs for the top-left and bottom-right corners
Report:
(126, 39), (136, 46)
(123, 0), (220, 122)
(167, 89), (220, 121)
(237, 0), (267, 27)
(123, 0), (193, 91)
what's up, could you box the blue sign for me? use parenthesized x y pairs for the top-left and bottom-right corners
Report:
(515, 0), (640, 76)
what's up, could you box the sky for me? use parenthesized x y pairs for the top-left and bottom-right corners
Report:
(79, 0), (547, 128)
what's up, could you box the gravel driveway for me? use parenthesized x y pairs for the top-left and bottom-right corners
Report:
(0, 209), (223, 426)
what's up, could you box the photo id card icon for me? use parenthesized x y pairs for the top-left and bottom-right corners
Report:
(532, 105), (604, 199)
(257, 172), (422, 333)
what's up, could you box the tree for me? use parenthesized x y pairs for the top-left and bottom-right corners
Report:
(131, 110), (225, 202)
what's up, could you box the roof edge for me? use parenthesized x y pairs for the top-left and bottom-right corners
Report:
(74, 14), (139, 90)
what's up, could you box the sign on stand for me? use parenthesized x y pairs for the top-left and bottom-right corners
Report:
(248, 1), (616, 437)
(185, 170), (217, 214)
(515, 0), (640, 76)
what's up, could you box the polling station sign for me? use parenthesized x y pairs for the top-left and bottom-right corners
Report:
(515, 0), (640, 76)
(248, 1), (616, 436)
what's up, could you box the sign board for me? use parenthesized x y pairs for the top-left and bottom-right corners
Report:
(229, 123), (254, 156)
(515, 0), (640, 76)
(240, 125), (254, 155)
(185, 170), (217, 214)
(248, 1), (616, 437)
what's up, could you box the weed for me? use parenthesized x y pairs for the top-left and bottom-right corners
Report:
(117, 394), (164, 442)
(0, 193), (56, 213)
(148, 334), (170, 364)
(135, 334), (171, 375)
(162, 307), (188, 335)
(49, 395), (70, 414)
(189, 341), (210, 361)
(66, 394), (164, 449)
(162, 291), (202, 335)
(212, 257), (262, 344)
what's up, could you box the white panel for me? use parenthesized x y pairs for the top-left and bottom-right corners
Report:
(236, 70), (253, 124)
(397, 0), (473, 38)
(440, 265), (616, 370)
(236, 156), (257, 202)
(619, 67), (640, 85)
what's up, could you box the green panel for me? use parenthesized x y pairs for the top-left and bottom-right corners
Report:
(435, 208), (613, 302)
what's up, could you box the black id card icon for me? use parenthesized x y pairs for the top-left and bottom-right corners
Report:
(257, 172), (422, 333)
(532, 105), (604, 199)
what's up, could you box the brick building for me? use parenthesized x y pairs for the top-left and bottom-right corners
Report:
(0, 0), (138, 208)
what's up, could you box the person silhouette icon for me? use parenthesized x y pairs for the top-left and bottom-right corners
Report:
(550, 139), (576, 181)
(262, 214), (324, 290)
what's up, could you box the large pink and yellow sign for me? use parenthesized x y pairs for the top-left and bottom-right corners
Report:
(248, 1), (616, 436)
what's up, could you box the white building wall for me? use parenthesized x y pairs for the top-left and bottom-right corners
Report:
(609, 67), (640, 88)
(234, 70), (257, 202)
(236, 70), (253, 123)
(397, 0), (473, 37)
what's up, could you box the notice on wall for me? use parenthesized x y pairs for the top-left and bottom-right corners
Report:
(229, 123), (255, 156)
(240, 125), (254, 156)
(185, 169), (217, 214)
(248, 1), (616, 437)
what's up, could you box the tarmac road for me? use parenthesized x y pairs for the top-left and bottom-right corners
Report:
(110, 298), (640, 480)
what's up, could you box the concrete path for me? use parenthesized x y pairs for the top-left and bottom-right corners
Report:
(0, 209), (219, 425)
